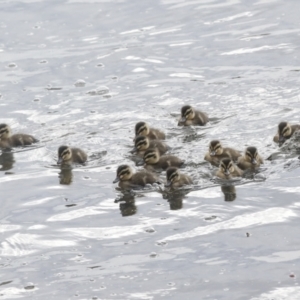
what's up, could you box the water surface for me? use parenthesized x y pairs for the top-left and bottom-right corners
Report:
(1, 0), (300, 299)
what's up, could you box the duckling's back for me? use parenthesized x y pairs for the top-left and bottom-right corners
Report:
(71, 148), (87, 163)
(10, 133), (38, 147)
(159, 155), (184, 170)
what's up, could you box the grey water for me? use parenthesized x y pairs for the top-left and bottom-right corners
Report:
(1, 0), (300, 299)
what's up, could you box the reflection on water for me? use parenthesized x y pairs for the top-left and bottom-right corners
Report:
(0, 151), (15, 171)
(58, 167), (73, 185)
(221, 185), (237, 202)
(116, 192), (137, 217)
(162, 189), (192, 210)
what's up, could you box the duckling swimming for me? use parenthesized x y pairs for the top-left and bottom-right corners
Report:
(178, 105), (208, 126)
(237, 146), (264, 170)
(143, 148), (184, 171)
(165, 167), (193, 188)
(135, 121), (165, 140)
(113, 164), (160, 189)
(57, 145), (87, 165)
(215, 158), (243, 179)
(131, 136), (169, 157)
(0, 123), (38, 148)
(273, 121), (300, 145)
(204, 140), (241, 166)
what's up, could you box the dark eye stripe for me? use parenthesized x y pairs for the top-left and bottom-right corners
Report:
(120, 170), (129, 176)
(138, 127), (146, 133)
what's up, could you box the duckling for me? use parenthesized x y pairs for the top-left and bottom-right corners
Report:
(0, 123), (38, 148)
(165, 167), (193, 188)
(204, 140), (241, 166)
(113, 164), (160, 189)
(135, 121), (165, 140)
(143, 148), (184, 171)
(215, 158), (243, 179)
(131, 135), (169, 157)
(237, 146), (264, 170)
(273, 121), (300, 145)
(178, 105), (208, 126)
(57, 145), (87, 165)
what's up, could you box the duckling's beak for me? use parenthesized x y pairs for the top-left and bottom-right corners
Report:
(279, 136), (286, 144)
(210, 151), (216, 156)
(165, 180), (172, 187)
(113, 177), (120, 183)
(224, 169), (230, 176)
(57, 157), (63, 165)
(179, 116), (186, 123)
(251, 158), (257, 165)
(130, 147), (137, 154)
(136, 160), (144, 166)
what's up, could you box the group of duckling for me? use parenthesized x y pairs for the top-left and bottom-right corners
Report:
(113, 105), (300, 190)
(1, 105), (299, 190)
(0, 123), (87, 166)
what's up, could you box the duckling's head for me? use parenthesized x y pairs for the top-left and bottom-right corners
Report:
(165, 167), (180, 187)
(209, 140), (223, 156)
(219, 158), (235, 177)
(0, 124), (11, 140)
(143, 148), (160, 164)
(57, 146), (72, 164)
(278, 122), (292, 143)
(180, 105), (195, 122)
(131, 135), (150, 153)
(135, 121), (150, 136)
(113, 164), (133, 183)
(244, 146), (259, 165)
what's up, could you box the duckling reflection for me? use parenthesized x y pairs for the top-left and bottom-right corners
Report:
(116, 193), (137, 217)
(58, 167), (73, 185)
(162, 189), (191, 210)
(0, 124), (38, 149)
(273, 121), (300, 146)
(221, 185), (236, 202)
(0, 151), (15, 171)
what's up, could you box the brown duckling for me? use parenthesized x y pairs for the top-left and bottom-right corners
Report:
(131, 135), (169, 157)
(178, 105), (208, 126)
(165, 167), (193, 188)
(57, 145), (87, 165)
(113, 164), (160, 189)
(237, 146), (264, 170)
(135, 121), (165, 140)
(204, 140), (241, 166)
(0, 123), (38, 148)
(273, 121), (300, 145)
(215, 158), (243, 179)
(143, 148), (184, 171)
